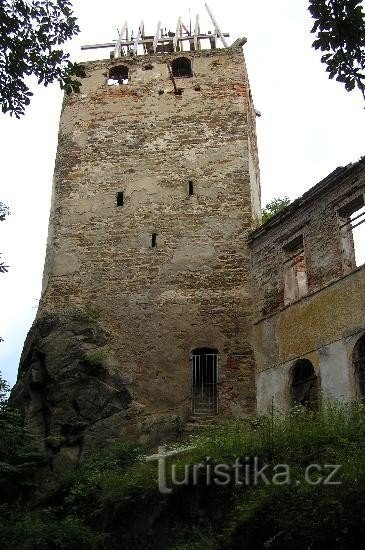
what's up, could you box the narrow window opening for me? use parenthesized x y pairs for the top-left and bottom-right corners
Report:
(108, 65), (129, 85)
(353, 335), (365, 399)
(283, 235), (308, 305)
(188, 180), (194, 196)
(338, 195), (365, 273)
(291, 359), (318, 410)
(116, 192), (124, 207)
(151, 233), (157, 248)
(171, 57), (193, 78)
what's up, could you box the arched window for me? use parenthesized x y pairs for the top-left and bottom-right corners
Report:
(108, 65), (129, 85)
(291, 359), (318, 409)
(353, 335), (365, 398)
(171, 57), (193, 78)
(191, 347), (218, 414)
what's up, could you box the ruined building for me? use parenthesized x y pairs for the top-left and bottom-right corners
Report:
(11, 12), (365, 468)
(250, 158), (365, 413)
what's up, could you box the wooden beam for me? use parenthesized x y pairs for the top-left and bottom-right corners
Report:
(125, 23), (129, 54)
(205, 2), (228, 48)
(193, 14), (200, 51)
(133, 20), (143, 55)
(230, 37), (247, 49)
(173, 17), (181, 52)
(81, 33), (230, 51)
(167, 63), (179, 95)
(181, 22), (190, 35)
(153, 21), (161, 53)
(114, 21), (127, 58)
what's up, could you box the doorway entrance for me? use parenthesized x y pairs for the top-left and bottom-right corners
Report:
(191, 348), (218, 414)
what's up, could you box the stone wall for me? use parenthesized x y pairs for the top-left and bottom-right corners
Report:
(11, 47), (261, 464)
(249, 159), (365, 413)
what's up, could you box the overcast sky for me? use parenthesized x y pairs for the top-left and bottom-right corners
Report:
(0, 0), (364, 387)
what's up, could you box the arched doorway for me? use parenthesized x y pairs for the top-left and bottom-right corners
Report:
(291, 359), (318, 409)
(353, 334), (365, 398)
(191, 348), (218, 414)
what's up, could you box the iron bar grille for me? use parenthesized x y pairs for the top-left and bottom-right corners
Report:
(192, 353), (218, 414)
(354, 355), (365, 398)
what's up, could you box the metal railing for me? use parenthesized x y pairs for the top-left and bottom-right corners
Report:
(191, 353), (218, 415)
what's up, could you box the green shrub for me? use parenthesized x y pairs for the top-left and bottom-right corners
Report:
(0, 509), (106, 550)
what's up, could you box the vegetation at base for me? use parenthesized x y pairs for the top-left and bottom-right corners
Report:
(261, 196), (291, 224)
(1, 368), (365, 549)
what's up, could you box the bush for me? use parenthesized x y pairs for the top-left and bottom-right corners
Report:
(1, 391), (365, 549)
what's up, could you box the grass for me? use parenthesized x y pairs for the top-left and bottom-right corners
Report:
(2, 401), (365, 549)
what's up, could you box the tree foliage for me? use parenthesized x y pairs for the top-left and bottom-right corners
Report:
(309, 0), (365, 99)
(0, 0), (84, 117)
(0, 372), (35, 502)
(262, 196), (291, 224)
(0, 203), (10, 222)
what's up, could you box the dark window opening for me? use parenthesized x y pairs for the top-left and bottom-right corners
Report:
(353, 335), (365, 398)
(116, 192), (124, 207)
(283, 235), (308, 305)
(108, 65), (129, 85)
(188, 180), (194, 196)
(192, 347), (218, 414)
(171, 57), (193, 78)
(291, 359), (318, 409)
(338, 195), (365, 273)
(143, 63), (154, 71)
(152, 233), (157, 248)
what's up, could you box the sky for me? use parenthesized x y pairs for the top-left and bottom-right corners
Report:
(0, 0), (364, 387)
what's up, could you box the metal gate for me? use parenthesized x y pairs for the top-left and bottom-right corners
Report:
(192, 351), (218, 414)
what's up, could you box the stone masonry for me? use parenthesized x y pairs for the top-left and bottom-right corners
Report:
(11, 46), (261, 468)
(249, 159), (365, 413)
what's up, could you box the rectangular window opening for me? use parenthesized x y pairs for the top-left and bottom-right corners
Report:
(116, 192), (124, 207)
(338, 195), (365, 272)
(152, 233), (157, 248)
(283, 235), (308, 305)
(188, 180), (194, 196)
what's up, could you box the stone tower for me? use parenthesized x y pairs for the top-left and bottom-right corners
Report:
(12, 16), (261, 465)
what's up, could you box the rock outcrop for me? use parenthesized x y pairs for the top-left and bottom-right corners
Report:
(10, 310), (145, 471)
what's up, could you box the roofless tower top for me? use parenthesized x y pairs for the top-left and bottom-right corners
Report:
(81, 3), (246, 57)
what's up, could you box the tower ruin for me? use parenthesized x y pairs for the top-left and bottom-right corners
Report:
(11, 9), (261, 466)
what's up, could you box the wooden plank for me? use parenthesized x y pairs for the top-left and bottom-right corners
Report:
(153, 21), (161, 53)
(173, 17), (181, 51)
(181, 22), (190, 35)
(114, 21), (127, 58)
(125, 23), (129, 54)
(133, 20), (143, 55)
(205, 2), (228, 48)
(230, 37), (247, 48)
(193, 14), (200, 51)
(81, 33), (230, 51)
(167, 63), (179, 95)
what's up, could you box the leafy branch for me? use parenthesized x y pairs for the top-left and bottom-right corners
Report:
(0, 0), (85, 117)
(309, 0), (365, 99)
